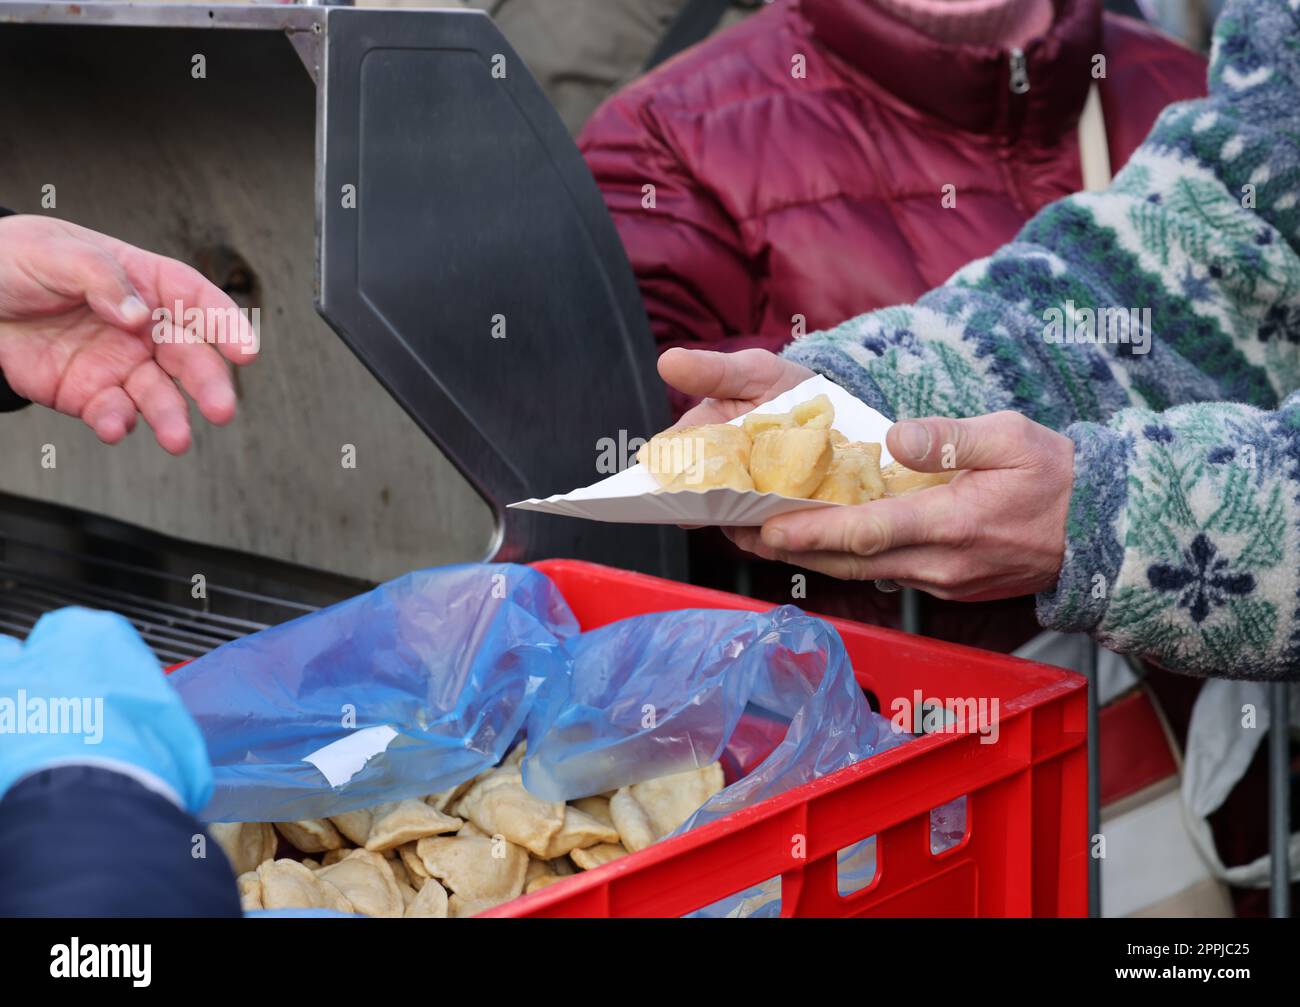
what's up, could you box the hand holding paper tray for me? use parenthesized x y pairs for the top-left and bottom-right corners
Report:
(509, 375), (898, 526)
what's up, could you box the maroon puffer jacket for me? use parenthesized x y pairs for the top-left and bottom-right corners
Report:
(581, 0), (1207, 417)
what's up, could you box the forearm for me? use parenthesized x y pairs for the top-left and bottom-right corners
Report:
(0, 766), (241, 917)
(1041, 391), (1300, 680)
(785, 0), (1300, 429)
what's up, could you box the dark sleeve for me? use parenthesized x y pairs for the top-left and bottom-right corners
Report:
(0, 205), (29, 413)
(0, 765), (243, 917)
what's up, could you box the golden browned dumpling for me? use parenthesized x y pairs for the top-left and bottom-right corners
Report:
(812, 440), (886, 505)
(880, 461), (959, 496)
(638, 424), (753, 492)
(742, 393), (834, 438)
(749, 427), (832, 498)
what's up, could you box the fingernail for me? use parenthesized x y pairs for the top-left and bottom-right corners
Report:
(763, 526), (787, 549)
(119, 295), (149, 324)
(895, 421), (931, 461)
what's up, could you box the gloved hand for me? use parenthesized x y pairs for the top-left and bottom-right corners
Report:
(0, 607), (213, 813)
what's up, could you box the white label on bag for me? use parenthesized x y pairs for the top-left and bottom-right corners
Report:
(303, 725), (399, 788)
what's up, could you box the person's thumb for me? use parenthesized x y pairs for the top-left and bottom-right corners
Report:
(59, 240), (152, 332)
(657, 346), (801, 401)
(885, 412), (1039, 473)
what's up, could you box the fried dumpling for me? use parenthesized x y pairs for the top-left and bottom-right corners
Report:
(449, 895), (503, 918)
(812, 440), (886, 505)
(610, 763), (725, 851)
(273, 818), (343, 854)
(314, 849), (404, 918)
(750, 427), (832, 498)
(236, 871), (263, 912)
(638, 424), (753, 492)
(453, 768), (566, 858)
(415, 835), (528, 907)
(328, 809), (373, 847)
(503, 740), (527, 768)
(570, 796), (615, 830)
(425, 778), (476, 815)
(405, 878), (450, 918)
(257, 858), (354, 913)
(881, 461), (959, 496)
(388, 854), (414, 889)
(570, 843), (628, 870)
(538, 805), (621, 859)
(522, 857), (565, 895)
(209, 822), (278, 876)
(399, 842), (430, 880)
(365, 799), (463, 851)
(742, 393), (834, 438)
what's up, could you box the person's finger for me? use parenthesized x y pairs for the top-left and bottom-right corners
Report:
(885, 411), (1040, 474)
(153, 327), (238, 426)
(657, 347), (809, 402)
(673, 399), (738, 428)
(123, 360), (192, 454)
(80, 386), (138, 445)
(759, 491), (962, 555)
(730, 526), (962, 583)
(106, 238), (260, 365)
(45, 239), (152, 332)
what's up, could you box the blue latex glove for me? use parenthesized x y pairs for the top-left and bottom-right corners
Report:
(0, 608), (213, 813)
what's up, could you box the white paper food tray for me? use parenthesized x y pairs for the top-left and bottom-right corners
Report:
(509, 375), (894, 526)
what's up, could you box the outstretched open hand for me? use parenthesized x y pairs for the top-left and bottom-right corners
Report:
(0, 214), (258, 453)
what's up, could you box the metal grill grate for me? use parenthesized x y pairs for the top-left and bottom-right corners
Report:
(0, 557), (297, 664)
(0, 492), (347, 664)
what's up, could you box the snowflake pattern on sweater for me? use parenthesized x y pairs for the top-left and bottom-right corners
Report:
(783, 0), (1300, 678)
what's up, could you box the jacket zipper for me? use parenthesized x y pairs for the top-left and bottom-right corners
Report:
(1008, 48), (1030, 95)
(999, 47), (1032, 213)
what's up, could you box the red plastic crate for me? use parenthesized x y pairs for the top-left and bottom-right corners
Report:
(479, 559), (1088, 918)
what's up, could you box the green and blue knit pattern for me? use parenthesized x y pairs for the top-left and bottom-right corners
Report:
(784, 0), (1300, 679)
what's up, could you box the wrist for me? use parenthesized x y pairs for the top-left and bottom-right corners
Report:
(1035, 422), (1128, 632)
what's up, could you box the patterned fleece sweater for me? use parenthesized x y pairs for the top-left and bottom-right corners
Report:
(783, 0), (1300, 680)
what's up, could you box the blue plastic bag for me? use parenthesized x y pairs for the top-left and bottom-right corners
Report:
(522, 605), (905, 824)
(171, 564), (577, 822)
